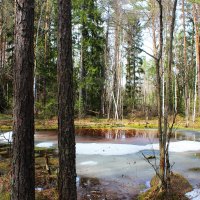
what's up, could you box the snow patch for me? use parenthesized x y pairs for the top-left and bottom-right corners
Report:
(1, 131), (200, 155)
(80, 161), (98, 166)
(185, 189), (200, 200)
(76, 141), (200, 155)
(122, 4), (133, 10)
(0, 131), (12, 143)
(146, 141), (200, 153)
(145, 180), (151, 188)
(35, 187), (43, 191)
(76, 143), (144, 155)
(36, 142), (55, 148)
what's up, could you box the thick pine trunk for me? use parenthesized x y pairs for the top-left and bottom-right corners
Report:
(11, 0), (35, 199)
(57, 0), (77, 199)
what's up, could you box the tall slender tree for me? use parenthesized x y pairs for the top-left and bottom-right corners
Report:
(57, 0), (77, 199)
(11, 0), (35, 199)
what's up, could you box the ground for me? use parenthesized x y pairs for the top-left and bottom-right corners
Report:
(0, 114), (200, 199)
(0, 145), (138, 200)
(138, 174), (192, 200)
(1, 114), (200, 131)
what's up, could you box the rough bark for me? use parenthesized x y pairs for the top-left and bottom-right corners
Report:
(57, 0), (77, 199)
(11, 0), (35, 199)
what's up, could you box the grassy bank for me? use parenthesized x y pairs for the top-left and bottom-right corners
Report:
(1, 114), (200, 131)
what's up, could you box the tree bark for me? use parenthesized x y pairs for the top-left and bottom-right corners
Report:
(57, 0), (77, 199)
(193, 4), (200, 119)
(182, 0), (189, 127)
(165, 0), (178, 187)
(12, 0), (35, 199)
(155, 0), (165, 190)
(192, 4), (200, 123)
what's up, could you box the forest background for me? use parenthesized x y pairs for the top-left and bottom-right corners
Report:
(0, 0), (200, 129)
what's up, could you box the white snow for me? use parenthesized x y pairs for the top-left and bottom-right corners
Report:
(2, 131), (200, 155)
(36, 142), (55, 148)
(76, 141), (200, 155)
(76, 143), (144, 155)
(122, 4), (133, 11)
(80, 161), (98, 166)
(146, 141), (200, 153)
(0, 131), (12, 143)
(35, 187), (43, 191)
(185, 189), (200, 200)
(145, 180), (151, 188)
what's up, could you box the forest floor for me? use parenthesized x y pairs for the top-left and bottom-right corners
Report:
(1, 114), (200, 199)
(1, 114), (200, 131)
(0, 145), (141, 200)
(0, 144), (195, 200)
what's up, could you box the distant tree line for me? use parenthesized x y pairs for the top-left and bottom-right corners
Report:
(0, 0), (199, 124)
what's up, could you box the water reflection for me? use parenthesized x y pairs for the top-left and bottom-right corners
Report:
(75, 128), (200, 142)
(75, 128), (159, 140)
(174, 131), (200, 142)
(34, 128), (200, 145)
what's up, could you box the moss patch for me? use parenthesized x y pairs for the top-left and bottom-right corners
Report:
(0, 159), (10, 175)
(0, 192), (10, 200)
(138, 173), (192, 200)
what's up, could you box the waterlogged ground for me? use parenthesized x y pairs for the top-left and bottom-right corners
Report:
(1, 128), (200, 199)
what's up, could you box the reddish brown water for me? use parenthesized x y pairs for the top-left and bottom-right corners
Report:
(35, 128), (159, 145)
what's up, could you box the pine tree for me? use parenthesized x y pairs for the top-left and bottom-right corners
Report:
(57, 0), (77, 199)
(11, 0), (35, 199)
(74, 0), (105, 116)
(125, 20), (143, 112)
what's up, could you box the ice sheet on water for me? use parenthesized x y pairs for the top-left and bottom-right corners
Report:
(77, 141), (200, 155)
(2, 131), (200, 155)
(76, 143), (144, 155)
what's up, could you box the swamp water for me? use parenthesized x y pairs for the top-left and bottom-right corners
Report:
(1, 128), (200, 199)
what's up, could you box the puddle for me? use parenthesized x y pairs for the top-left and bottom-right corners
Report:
(1, 128), (200, 197)
(77, 176), (138, 200)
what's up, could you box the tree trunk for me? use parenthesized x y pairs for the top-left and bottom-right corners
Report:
(11, 0), (35, 199)
(43, 0), (50, 108)
(34, 1), (45, 116)
(80, 0), (88, 116)
(193, 4), (200, 119)
(182, 0), (189, 127)
(57, 0), (77, 199)
(192, 4), (200, 123)
(113, 0), (121, 120)
(165, 0), (178, 187)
